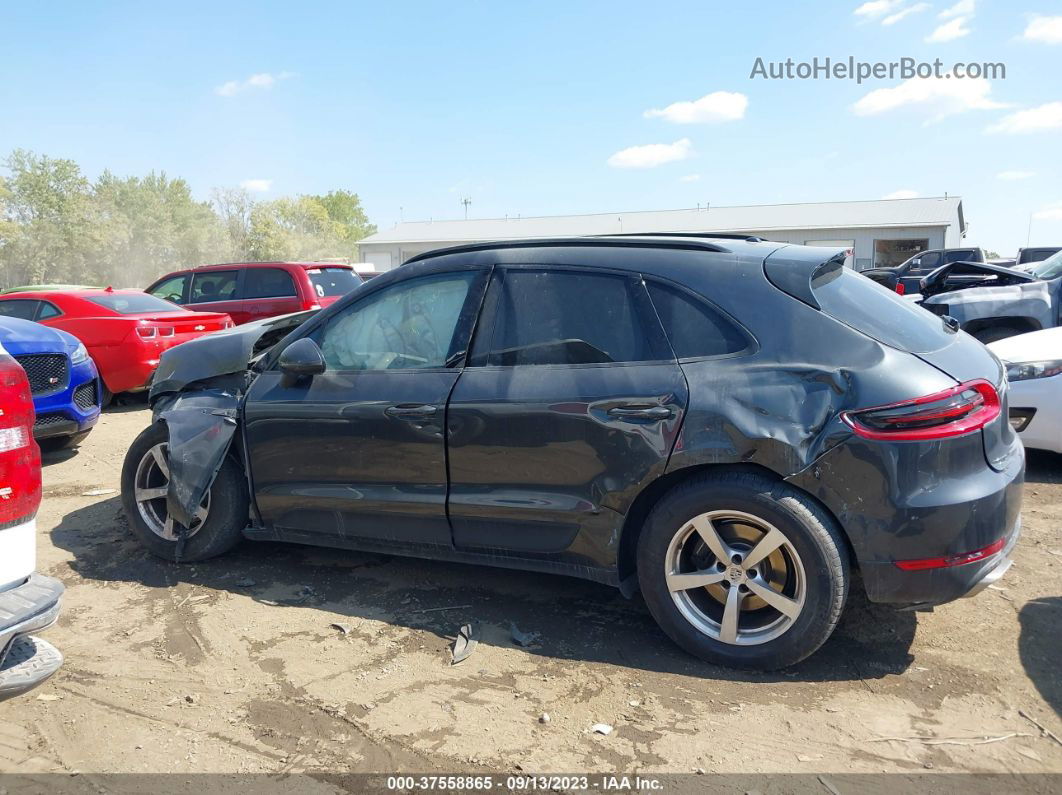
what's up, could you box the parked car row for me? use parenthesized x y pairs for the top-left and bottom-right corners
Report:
(2, 238), (1046, 700)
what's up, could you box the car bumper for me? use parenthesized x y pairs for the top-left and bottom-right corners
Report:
(0, 573), (64, 701)
(787, 429), (1024, 605)
(1007, 374), (1062, 454)
(32, 359), (101, 439)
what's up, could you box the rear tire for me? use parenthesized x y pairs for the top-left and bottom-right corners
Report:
(121, 421), (248, 562)
(972, 326), (1023, 344)
(636, 471), (849, 670)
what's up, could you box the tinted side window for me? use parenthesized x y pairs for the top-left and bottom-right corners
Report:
(37, 301), (61, 320)
(0, 300), (39, 320)
(943, 250), (974, 264)
(244, 268), (297, 299)
(190, 270), (238, 303)
(150, 275), (188, 304)
(911, 251), (941, 273)
(647, 282), (749, 358)
(488, 270), (655, 366)
(315, 272), (476, 371)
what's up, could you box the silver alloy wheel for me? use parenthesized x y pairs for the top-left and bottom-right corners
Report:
(133, 442), (209, 541)
(665, 509), (806, 646)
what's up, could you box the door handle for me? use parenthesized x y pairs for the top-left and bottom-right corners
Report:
(607, 405), (673, 421)
(385, 404), (438, 418)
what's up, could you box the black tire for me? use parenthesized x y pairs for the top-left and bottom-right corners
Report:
(121, 421), (248, 562)
(972, 326), (1023, 344)
(38, 430), (91, 452)
(99, 384), (113, 409)
(636, 471), (849, 670)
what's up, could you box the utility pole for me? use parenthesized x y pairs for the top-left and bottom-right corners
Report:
(461, 197), (471, 220)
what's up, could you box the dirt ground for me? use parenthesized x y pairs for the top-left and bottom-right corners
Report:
(2, 402), (1060, 779)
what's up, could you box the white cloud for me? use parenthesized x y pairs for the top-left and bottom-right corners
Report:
(882, 189), (920, 199)
(938, 0), (974, 19)
(643, 91), (747, 124)
(854, 0), (903, 20)
(214, 72), (294, 97)
(926, 16), (971, 42)
(679, 174), (701, 183)
(607, 138), (693, 169)
(986, 102), (1062, 134)
(853, 75), (1005, 121)
(1033, 201), (1062, 222)
(240, 179), (273, 192)
(882, 3), (929, 25)
(997, 170), (1036, 181)
(1023, 16), (1062, 44)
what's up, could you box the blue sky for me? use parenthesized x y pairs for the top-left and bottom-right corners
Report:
(2, 0), (1061, 254)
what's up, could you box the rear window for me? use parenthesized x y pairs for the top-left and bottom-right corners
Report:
(307, 267), (361, 298)
(86, 294), (186, 315)
(646, 281), (750, 358)
(811, 268), (954, 354)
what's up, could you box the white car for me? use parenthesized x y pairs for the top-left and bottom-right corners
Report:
(988, 327), (1062, 453)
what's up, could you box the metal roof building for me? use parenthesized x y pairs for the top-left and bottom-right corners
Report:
(358, 196), (967, 272)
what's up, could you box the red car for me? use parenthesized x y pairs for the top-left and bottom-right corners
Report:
(144, 262), (362, 325)
(0, 289), (232, 402)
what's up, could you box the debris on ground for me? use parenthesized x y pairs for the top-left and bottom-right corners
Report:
(36, 693), (61, 701)
(451, 624), (478, 665)
(81, 488), (117, 497)
(331, 622), (352, 635)
(591, 723), (613, 736)
(1018, 709), (1062, 747)
(539, 713), (551, 724)
(510, 622), (537, 647)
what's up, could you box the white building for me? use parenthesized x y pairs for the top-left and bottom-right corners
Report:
(358, 196), (967, 272)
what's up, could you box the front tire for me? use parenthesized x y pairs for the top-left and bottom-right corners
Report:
(121, 421), (248, 562)
(637, 471), (849, 670)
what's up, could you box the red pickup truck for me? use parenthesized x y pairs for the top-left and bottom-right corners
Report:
(145, 262), (363, 326)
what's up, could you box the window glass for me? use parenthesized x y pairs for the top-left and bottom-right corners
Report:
(86, 294), (186, 314)
(316, 272), (475, 370)
(244, 268), (297, 299)
(909, 251), (941, 273)
(488, 270), (654, 366)
(0, 300), (39, 320)
(1032, 249), (1062, 280)
(307, 267), (361, 297)
(647, 282), (749, 358)
(37, 301), (61, 320)
(149, 275), (188, 304)
(943, 250), (975, 264)
(812, 267), (953, 354)
(189, 270), (238, 303)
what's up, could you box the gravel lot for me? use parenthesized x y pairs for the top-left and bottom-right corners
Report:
(3, 403), (1060, 778)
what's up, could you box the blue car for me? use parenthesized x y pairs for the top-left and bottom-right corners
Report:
(0, 316), (101, 449)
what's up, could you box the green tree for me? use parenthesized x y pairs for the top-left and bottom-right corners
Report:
(0, 149), (98, 287)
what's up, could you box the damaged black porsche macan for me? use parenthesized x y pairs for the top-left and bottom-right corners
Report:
(121, 237), (1023, 669)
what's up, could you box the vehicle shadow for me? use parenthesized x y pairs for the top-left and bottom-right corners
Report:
(50, 496), (917, 684)
(39, 445), (80, 467)
(1019, 596), (1061, 716)
(1024, 449), (1062, 485)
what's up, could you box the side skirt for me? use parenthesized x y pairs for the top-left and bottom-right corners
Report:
(241, 526), (621, 588)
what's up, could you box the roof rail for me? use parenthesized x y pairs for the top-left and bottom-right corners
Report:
(602, 232), (769, 243)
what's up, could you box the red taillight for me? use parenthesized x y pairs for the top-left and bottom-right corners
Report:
(158, 326), (175, 337)
(895, 282), (906, 295)
(136, 327), (157, 339)
(0, 355), (42, 527)
(841, 379), (1001, 441)
(895, 537), (1006, 571)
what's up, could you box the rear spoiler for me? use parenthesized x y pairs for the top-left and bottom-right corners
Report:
(762, 246), (848, 309)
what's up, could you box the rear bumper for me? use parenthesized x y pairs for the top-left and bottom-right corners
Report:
(865, 515), (1021, 608)
(787, 429), (1024, 605)
(0, 574), (64, 701)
